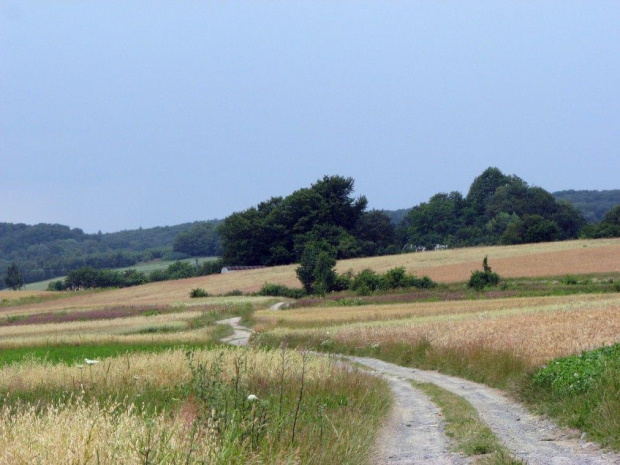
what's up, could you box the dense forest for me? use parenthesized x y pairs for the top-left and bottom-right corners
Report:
(0, 221), (220, 289)
(552, 190), (620, 223)
(3, 168), (619, 289)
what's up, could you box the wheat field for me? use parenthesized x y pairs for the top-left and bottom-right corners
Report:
(3, 238), (619, 318)
(259, 293), (620, 366)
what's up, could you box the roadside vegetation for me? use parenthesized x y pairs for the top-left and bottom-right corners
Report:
(254, 289), (620, 450)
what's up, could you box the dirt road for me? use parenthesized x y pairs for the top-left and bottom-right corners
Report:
(217, 316), (620, 464)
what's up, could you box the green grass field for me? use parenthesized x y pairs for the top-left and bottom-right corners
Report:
(25, 256), (219, 290)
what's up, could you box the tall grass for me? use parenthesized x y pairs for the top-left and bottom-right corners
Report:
(0, 346), (390, 464)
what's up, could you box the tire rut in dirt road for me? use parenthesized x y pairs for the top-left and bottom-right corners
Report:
(373, 374), (470, 464)
(350, 356), (620, 465)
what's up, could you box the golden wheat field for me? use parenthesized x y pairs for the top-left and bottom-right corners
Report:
(260, 293), (620, 366)
(4, 238), (620, 319)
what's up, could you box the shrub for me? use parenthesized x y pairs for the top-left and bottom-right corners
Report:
(47, 280), (67, 291)
(350, 269), (382, 294)
(468, 256), (500, 291)
(258, 283), (306, 299)
(224, 289), (244, 296)
(332, 270), (353, 292)
(562, 274), (579, 285)
(189, 288), (210, 298)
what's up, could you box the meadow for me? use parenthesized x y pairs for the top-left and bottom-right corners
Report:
(0, 293), (388, 463)
(2, 237), (620, 459)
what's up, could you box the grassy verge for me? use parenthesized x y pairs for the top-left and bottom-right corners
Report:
(520, 344), (620, 450)
(257, 332), (620, 452)
(290, 272), (620, 309)
(413, 382), (521, 464)
(256, 333), (528, 390)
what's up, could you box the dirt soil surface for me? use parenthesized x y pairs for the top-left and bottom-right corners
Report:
(217, 315), (620, 464)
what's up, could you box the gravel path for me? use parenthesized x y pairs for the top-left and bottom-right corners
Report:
(217, 314), (620, 464)
(372, 374), (470, 464)
(215, 316), (252, 346)
(350, 356), (620, 465)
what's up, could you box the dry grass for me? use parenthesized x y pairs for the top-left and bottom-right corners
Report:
(254, 293), (617, 329)
(0, 346), (334, 394)
(262, 294), (620, 367)
(0, 290), (52, 300)
(4, 239), (619, 317)
(0, 294), (275, 318)
(0, 397), (218, 464)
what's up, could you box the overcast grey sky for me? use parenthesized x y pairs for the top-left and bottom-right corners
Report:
(1, 1), (619, 233)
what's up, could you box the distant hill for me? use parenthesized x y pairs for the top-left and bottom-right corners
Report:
(0, 220), (219, 289)
(383, 208), (411, 224)
(552, 190), (620, 223)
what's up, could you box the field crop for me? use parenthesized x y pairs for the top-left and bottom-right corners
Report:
(0, 347), (389, 464)
(5, 238), (619, 317)
(256, 293), (620, 369)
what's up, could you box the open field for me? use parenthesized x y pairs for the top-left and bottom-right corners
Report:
(4, 238), (620, 317)
(256, 293), (620, 367)
(0, 347), (389, 464)
(25, 256), (219, 291)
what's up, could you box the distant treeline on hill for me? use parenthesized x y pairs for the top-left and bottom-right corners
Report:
(2, 168), (619, 290)
(218, 169), (595, 266)
(0, 221), (221, 289)
(552, 189), (620, 223)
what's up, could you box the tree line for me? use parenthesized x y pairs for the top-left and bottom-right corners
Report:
(0, 221), (220, 289)
(218, 169), (601, 267)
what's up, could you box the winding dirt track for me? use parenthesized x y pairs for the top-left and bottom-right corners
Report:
(218, 316), (620, 465)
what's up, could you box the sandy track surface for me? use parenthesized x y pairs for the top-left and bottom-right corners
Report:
(372, 374), (470, 464)
(217, 316), (620, 464)
(350, 356), (620, 465)
(216, 316), (253, 346)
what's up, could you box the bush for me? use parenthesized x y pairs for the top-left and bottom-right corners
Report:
(224, 289), (244, 296)
(350, 267), (436, 295)
(350, 269), (382, 294)
(468, 257), (500, 291)
(258, 283), (306, 299)
(189, 288), (210, 298)
(47, 280), (67, 291)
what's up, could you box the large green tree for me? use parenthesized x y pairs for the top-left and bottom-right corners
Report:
(219, 175), (370, 266)
(3, 262), (24, 290)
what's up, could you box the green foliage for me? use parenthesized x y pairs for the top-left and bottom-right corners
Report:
(3, 262), (24, 290)
(296, 241), (337, 295)
(64, 266), (147, 290)
(173, 221), (222, 257)
(532, 344), (620, 396)
(468, 257), (500, 290)
(350, 267), (436, 295)
(526, 344), (620, 448)
(400, 167), (587, 249)
(553, 189), (620, 223)
(0, 221), (209, 289)
(257, 283), (306, 299)
(46, 280), (67, 291)
(580, 205), (620, 239)
(220, 175), (370, 266)
(189, 288), (210, 298)
(164, 260), (195, 279)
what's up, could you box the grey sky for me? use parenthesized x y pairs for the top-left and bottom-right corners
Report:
(1, 1), (619, 233)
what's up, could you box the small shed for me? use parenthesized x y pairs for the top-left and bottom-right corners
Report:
(221, 266), (265, 274)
